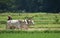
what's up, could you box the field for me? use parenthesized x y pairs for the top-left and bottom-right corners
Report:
(0, 31), (60, 38)
(0, 13), (60, 38)
(0, 13), (60, 28)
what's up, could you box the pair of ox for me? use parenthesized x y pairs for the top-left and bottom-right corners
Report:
(6, 19), (34, 30)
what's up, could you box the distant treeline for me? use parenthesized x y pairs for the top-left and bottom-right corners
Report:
(0, 0), (60, 13)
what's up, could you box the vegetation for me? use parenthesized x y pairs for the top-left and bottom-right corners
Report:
(0, 0), (60, 13)
(0, 31), (60, 38)
(0, 30), (60, 33)
(0, 13), (60, 28)
(0, 0), (60, 38)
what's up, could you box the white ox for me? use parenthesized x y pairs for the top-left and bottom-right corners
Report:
(6, 19), (34, 30)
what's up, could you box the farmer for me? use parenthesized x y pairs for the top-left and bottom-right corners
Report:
(7, 15), (12, 20)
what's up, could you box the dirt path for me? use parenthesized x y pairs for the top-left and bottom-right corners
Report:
(0, 28), (60, 31)
(28, 28), (60, 31)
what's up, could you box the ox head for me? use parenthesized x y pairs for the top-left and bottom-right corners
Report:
(24, 17), (34, 25)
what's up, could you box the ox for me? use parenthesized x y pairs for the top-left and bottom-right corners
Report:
(6, 18), (34, 30)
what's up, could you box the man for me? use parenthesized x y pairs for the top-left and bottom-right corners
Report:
(8, 15), (12, 20)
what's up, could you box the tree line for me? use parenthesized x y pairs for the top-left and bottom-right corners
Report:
(0, 0), (60, 13)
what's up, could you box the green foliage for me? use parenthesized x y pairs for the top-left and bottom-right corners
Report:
(0, 0), (60, 12)
(53, 16), (60, 24)
(0, 30), (60, 33)
(0, 21), (7, 24)
(0, 13), (60, 28)
(0, 30), (60, 38)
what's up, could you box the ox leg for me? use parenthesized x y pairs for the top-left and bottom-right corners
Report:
(23, 25), (28, 30)
(20, 25), (23, 30)
(6, 24), (10, 29)
(10, 26), (16, 29)
(16, 25), (21, 30)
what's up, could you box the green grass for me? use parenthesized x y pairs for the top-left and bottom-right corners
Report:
(0, 32), (60, 38)
(0, 13), (60, 28)
(0, 13), (60, 38)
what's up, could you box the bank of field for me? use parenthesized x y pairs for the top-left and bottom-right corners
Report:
(0, 13), (60, 28)
(0, 13), (60, 38)
(0, 32), (60, 38)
